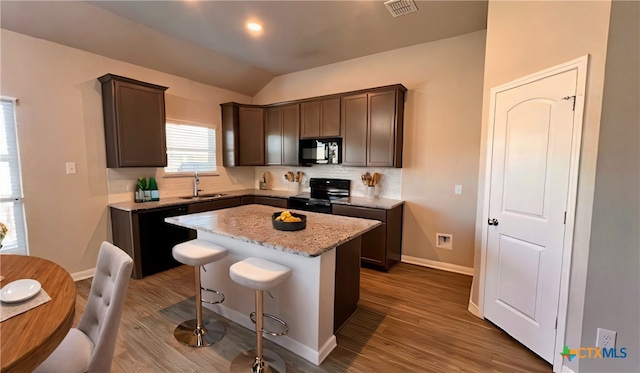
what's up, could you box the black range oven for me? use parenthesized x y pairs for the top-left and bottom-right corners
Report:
(287, 178), (350, 214)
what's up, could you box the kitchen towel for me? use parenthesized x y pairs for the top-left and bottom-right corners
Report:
(0, 289), (52, 322)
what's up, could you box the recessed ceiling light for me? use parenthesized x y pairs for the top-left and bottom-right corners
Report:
(246, 22), (263, 32)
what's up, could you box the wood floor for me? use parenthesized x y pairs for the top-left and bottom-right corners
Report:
(73, 263), (551, 372)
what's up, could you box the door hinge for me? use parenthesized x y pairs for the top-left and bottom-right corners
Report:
(564, 211), (567, 224)
(561, 95), (576, 111)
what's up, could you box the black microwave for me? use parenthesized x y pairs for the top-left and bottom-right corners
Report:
(299, 138), (342, 165)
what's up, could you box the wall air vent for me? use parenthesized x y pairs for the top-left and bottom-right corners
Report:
(384, 0), (419, 18)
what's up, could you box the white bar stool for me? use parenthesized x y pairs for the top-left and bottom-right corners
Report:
(172, 239), (228, 347)
(229, 257), (292, 373)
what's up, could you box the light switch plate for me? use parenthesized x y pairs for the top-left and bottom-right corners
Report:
(455, 185), (463, 195)
(65, 162), (76, 175)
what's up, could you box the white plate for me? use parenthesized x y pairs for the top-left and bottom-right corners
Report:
(0, 279), (42, 303)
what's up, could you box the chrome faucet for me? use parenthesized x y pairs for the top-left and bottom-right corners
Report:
(193, 171), (201, 197)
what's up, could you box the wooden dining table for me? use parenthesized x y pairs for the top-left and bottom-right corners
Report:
(0, 255), (76, 373)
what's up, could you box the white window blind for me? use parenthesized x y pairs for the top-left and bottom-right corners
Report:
(164, 122), (217, 173)
(0, 98), (28, 255)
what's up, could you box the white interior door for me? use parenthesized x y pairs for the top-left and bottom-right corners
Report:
(484, 69), (577, 362)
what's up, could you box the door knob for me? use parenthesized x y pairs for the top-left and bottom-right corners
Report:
(488, 218), (499, 226)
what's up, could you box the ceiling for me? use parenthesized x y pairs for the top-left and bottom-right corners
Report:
(1, 1), (487, 96)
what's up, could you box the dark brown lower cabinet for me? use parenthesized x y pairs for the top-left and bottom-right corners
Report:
(111, 197), (243, 279)
(111, 205), (195, 279)
(112, 195), (399, 280)
(332, 203), (403, 272)
(334, 236), (361, 332)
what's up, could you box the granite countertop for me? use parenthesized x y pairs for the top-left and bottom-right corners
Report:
(108, 189), (296, 212)
(331, 196), (404, 209)
(165, 204), (381, 257)
(109, 188), (404, 212)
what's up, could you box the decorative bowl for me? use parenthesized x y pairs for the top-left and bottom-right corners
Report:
(272, 212), (307, 231)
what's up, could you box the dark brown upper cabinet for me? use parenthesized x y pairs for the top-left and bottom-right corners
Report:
(342, 87), (406, 168)
(341, 94), (368, 167)
(300, 98), (341, 139)
(221, 103), (265, 167)
(266, 104), (300, 166)
(221, 84), (405, 168)
(99, 74), (168, 168)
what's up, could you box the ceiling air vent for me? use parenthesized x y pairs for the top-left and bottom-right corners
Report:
(384, 0), (419, 18)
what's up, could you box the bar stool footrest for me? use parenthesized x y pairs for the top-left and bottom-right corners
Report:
(201, 287), (225, 305)
(250, 312), (288, 336)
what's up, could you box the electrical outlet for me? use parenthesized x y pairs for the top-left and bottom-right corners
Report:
(65, 162), (76, 175)
(596, 328), (616, 348)
(454, 185), (463, 195)
(436, 233), (453, 250)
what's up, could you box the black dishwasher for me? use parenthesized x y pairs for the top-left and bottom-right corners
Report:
(137, 205), (195, 277)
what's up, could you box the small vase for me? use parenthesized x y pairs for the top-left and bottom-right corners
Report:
(366, 186), (376, 199)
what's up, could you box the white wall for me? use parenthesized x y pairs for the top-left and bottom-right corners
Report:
(0, 29), (254, 274)
(470, 1), (612, 371)
(580, 1), (640, 371)
(255, 30), (487, 269)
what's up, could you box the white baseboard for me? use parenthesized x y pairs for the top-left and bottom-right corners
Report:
(71, 267), (95, 281)
(467, 300), (482, 319)
(401, 255), (474, 276)
(561, 365), (575, 373)
(317, 334), (338, 364)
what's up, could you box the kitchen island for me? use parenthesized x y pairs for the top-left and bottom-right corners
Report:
(165, 204), (380, 365)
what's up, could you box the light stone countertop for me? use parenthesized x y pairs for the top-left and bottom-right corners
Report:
(331, 196), (404, 210)
(108, 189), (296, 212)
(109, 188), (404, 212)
(165, 204), (381, 257)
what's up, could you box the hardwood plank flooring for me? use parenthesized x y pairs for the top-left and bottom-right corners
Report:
(73, 263), (551, 372)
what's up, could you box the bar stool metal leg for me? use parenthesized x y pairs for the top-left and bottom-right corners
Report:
(230, 290), (286, 373)
(174, 265), (225, 347)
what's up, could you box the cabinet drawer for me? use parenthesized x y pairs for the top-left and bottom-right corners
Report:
(253, 196), (288, 208)
(188, 197), (241, 213)
(241, 196), (255, 205)
(332, 204), (386, 222)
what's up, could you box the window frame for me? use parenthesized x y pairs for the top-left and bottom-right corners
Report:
(163, 118), (219, 178)
(0, 96), (29, 255)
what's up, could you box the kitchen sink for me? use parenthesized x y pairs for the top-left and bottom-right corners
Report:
(179, 193), (229, 200)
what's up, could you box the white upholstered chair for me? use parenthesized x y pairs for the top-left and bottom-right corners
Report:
(34, 241), (133, 373)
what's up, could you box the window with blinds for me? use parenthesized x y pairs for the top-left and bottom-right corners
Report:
(0, 98), (28, 255)
(164, 122), (217, 173)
